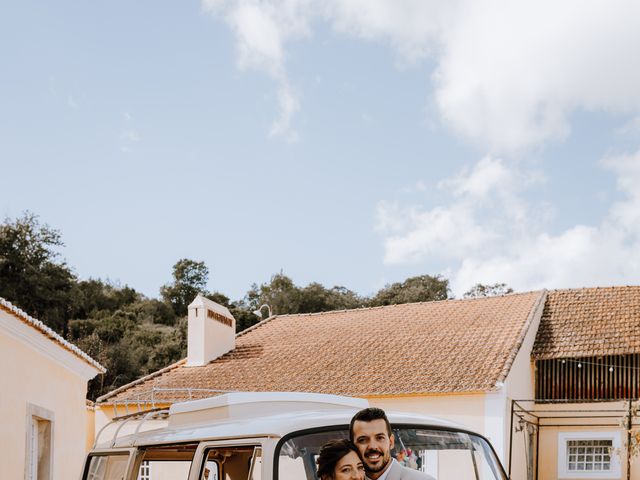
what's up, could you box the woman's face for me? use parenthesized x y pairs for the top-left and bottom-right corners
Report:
(334, 451), (365, 480)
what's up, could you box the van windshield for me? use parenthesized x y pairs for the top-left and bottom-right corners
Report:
(276, 427), (507, 480)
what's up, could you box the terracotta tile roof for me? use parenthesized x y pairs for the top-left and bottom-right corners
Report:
(533, 286), (640, 360)
(98, 291), (545, 404)
(0, 296), (106, 373)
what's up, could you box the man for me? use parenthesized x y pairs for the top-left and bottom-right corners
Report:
(349, 408), (435, 480)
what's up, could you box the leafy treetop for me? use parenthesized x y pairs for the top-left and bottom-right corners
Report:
(160, 258), (209, 316)
(463, 282), (514, 298)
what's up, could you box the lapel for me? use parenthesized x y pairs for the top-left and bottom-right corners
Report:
(385, 460), (403, 480)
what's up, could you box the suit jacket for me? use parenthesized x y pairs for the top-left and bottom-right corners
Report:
(385, 459), (436, 480)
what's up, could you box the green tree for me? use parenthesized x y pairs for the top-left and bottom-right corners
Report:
(69, 305), (186, 399)
(232, 306), (260, 332)
(370, 274), (450, 306)
(0, 212), (76, 333)
(244, 272), (302, 315)
(299, 283), (363, 312)
(160, 259), (209, 316)
(124, 299), (177, 326)
(463, 282), (514, 298)
(72, 279), (139, 319)
(242, 273), (366, 321)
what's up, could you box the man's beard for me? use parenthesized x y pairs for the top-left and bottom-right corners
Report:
(364, 449), (390, 473)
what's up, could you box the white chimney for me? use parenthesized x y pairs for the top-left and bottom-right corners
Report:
(186, 295), (236, 367)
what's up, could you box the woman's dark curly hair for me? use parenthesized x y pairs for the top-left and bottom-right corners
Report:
(316, 439), (360, 480)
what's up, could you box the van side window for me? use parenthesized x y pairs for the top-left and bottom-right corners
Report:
(201, 446), (261, 480)
(85, 454), (129, 480)
(135, 443), (198, 480)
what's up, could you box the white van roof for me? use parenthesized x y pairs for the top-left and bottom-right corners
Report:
(98, 392), (466, 449)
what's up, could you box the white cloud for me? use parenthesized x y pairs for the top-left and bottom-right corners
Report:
(119, 112), (140, 153)
(433, 0), (640, 152)
(378, 200), (499, 264)
(617, 116), (640, 137)
(603, 151), (640, 234)
(377, 152), (640, 295)
(203, 0), (640, 151)
(325, 0), (453, 62)
(269, 82), (300, 141)
(204, 0), (310, 139)
(439, 156), (515, 198)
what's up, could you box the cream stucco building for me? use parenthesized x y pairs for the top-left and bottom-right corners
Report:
(0, 297), (105, 480)
(96, 293), (544, 479)
(95, 288), (640, 480)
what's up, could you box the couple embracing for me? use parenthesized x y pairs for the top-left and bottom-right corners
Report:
(317, 408), (435, 480)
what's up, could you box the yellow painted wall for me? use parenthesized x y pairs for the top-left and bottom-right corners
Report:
(0, 328), (91, 480)
(368, 394), (487, 433)
(86, 405), (96, 452)
(532, 402), (640, 480)
(537, 426), (630, 480)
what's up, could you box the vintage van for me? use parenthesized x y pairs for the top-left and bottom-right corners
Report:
(84, 392), (508, 480)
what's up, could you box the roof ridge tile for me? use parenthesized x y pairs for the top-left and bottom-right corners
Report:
(274, 290), (543, 318)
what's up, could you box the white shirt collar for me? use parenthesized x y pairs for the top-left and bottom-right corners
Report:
(367, 458), (396, 480)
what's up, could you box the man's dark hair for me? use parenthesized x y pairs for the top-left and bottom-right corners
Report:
(349, 407), (392, 440)
(316, 439), (359, 480)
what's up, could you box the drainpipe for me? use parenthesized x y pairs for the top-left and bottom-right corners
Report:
(627, 399), (632, 480)
(508, 399), (515, 479)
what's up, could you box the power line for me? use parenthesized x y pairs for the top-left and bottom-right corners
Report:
(548, 356), (640, 372)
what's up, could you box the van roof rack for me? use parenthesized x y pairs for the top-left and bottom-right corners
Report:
(107, 387), (237, 416)
(93, 408), (170, 449)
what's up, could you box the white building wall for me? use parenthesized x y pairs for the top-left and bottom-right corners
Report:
(503, 291), (547, 480)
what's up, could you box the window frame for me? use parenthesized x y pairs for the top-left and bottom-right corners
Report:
(557, 431), (621, 479)
(129, 442), (199, 480)
(25, 402), (54, 480)
(192, 438), (267, 480)
(138, 460), (151, 480)
(81, 449), (135, 480)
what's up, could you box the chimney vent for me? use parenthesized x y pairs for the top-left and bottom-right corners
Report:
(186, 295), (236, 367)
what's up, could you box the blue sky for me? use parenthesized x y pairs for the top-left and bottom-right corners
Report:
(3, 0), (640, 300)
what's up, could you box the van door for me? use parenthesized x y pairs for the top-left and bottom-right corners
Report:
(190, 439), (267, 480)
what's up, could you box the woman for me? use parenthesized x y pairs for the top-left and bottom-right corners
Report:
(317, 439), (365, 480)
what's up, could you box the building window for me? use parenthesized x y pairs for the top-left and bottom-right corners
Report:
(558, 432), (621, 479)
(25, 403), (54, 480)
(138, 460), (151, 480)
(567, 440), (612, 472)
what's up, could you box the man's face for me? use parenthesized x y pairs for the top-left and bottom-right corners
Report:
(352, 419), (395, 479)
